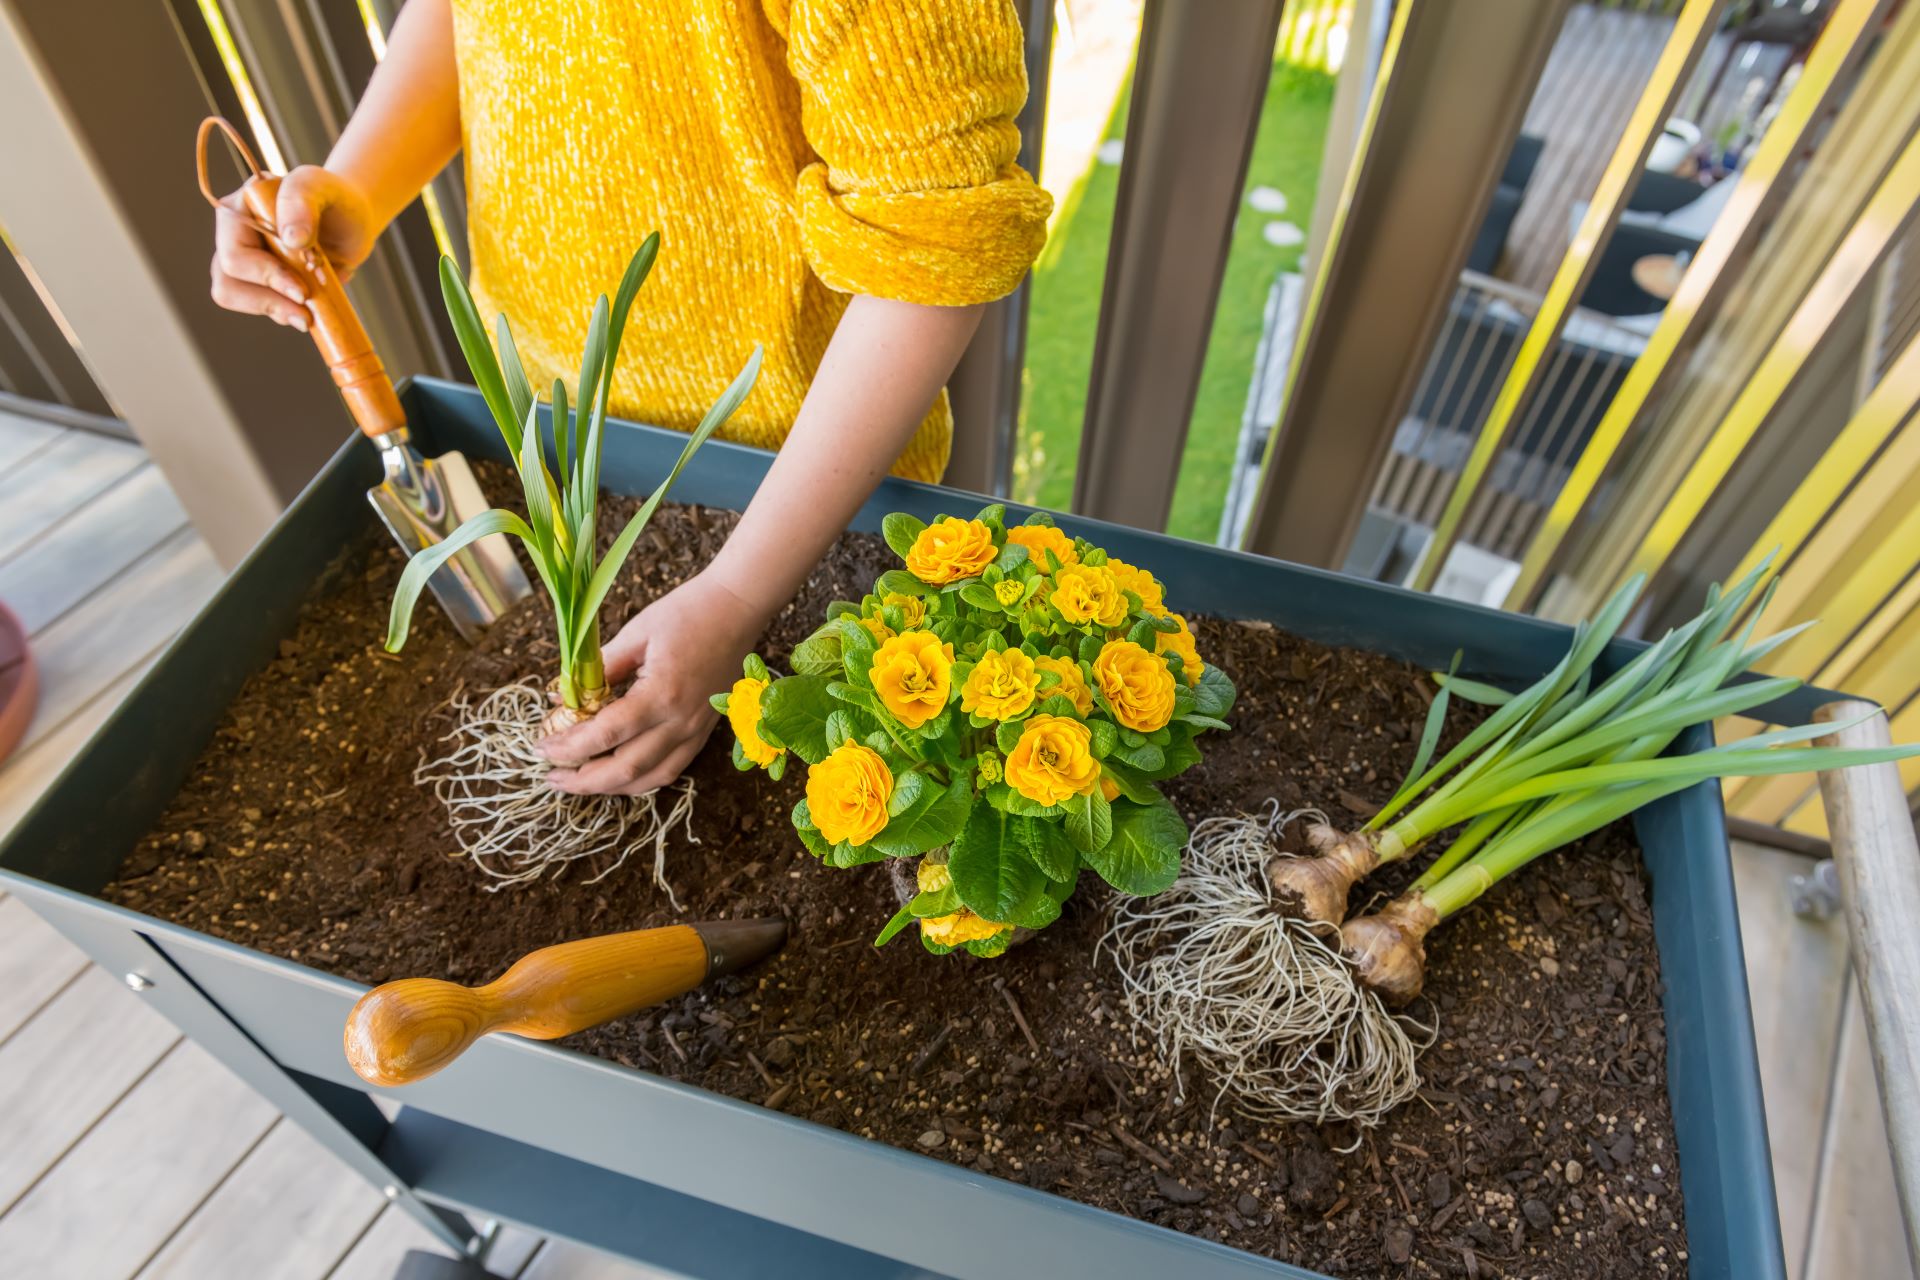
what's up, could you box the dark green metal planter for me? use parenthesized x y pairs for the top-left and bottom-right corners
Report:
(0, 379), (1797, 1279)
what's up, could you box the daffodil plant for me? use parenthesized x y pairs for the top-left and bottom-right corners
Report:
(717, 506), (1236, 955)
(386, 235), (762, 729)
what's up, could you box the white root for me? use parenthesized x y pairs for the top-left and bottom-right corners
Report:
(414, 678), (697, 905)
(1101, 802), (1430, 1134)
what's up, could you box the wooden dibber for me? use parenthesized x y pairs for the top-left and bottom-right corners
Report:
(344, 919), (787, 1087)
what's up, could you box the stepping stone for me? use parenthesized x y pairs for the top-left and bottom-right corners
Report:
(1247, 185), (1288, 214)
(1262, 221), (1304, 248)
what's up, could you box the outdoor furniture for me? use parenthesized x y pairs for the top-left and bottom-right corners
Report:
(1466, 132), (1545, 274)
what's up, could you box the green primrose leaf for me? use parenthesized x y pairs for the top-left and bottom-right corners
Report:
(909, 883), (961, 917)
(826, 840), (888, 869)
(873, 773), (972, 858)
(1015, 814), (1078, 880)
(1083, 799), (1186, 896)
(1088, 720), (1119, 758)
(948, 804), (1045, 922)
(1064, 788), (1113, 854)
(963, 930), (1014, 958)
(877, 568), (934, 597)
(883, 512), (927, 559)
(873, 904), (917, 947)
(744, 652), (771, 682)
(1109, 738), (1165, 773)
(790, 627), (844, 675)
(708, 692), (731, 714)
(1099, 759), (1162, 805)
(1190, 665), (1237, 718)
(824, 709), (856, 752)
(760, 674), (837, 764)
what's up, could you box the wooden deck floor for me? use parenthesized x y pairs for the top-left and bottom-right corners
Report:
(0, 408), (1911, 1278)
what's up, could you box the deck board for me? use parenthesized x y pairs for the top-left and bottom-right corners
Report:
(1803, 979), (1916, 1279)
(0, 428), (145, 555)
(0, 1039), (277, 1279)
(0, 966), (181, 1214)
(134, 1120), (386, 1280)
(15, 526), (220, 752)
(1731, 840), (1853, 1278)
(0, 463), (188, 633)
(0, 894), (89, 1045)
(0, 658), (156, 838)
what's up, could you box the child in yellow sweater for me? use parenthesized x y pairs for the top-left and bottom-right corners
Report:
(210, 0), (1050, 795)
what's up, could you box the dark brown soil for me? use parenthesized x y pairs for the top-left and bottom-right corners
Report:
(105, 482), (1689, 1279)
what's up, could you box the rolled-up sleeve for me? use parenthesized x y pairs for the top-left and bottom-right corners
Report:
(785, 0), (1054, 306)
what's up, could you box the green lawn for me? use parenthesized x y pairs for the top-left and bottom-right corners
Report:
(1017, 62), (1335, 544)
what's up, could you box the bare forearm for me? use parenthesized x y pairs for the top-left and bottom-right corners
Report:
(325, 0), (461, 232)
(708, 295), (985, 621)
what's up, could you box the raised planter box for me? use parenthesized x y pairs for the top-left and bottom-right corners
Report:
(0, 379), (1798, 1279)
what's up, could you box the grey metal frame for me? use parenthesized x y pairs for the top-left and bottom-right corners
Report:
(1070, 0), (1287, 532)
(0, 378), (1805, 1280)
(1237, 0), (1568, 569)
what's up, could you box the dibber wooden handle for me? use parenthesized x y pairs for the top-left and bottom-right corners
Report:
(195, 117), (406, 441)
(343, 919), (786, 1087)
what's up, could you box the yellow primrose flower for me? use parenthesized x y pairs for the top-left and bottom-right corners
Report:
(1094, 639), (1177, 733)
(1155, 612), (1204, 686)
(881, 591), (926, 630)
(905, 517), (997, 584)
(1100, 775), (1122, 803)
(860, 613), (895, 644)
(806, 742), (893, 847)
(1005, 524), (1078, 570)
(960, 647), (1039, 721)
(1105, 558), (1168, 617)
(1005, 714), (1102, 806)
(977, 751), (1003, 784)
(726, 676), (783, 768)
(871, 630), (954, 729)
(1050, 564), (1129, 629)
(916, 861), (1006, 946)
(994, 579), (1025, 606)
(1034, 654), (1094, 716)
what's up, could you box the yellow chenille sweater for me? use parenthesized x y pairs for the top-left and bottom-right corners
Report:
(449, 0), (1053, 483)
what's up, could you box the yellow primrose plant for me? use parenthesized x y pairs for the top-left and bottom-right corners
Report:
(715, 505), (1237, 956)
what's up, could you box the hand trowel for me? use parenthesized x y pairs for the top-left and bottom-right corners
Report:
(197, 117), (529, 641)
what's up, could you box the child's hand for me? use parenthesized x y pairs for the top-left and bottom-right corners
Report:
(540, 570), (768, 796)
(210, 165), (377, 330)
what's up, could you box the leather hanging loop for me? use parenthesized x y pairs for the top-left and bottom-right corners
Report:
(196, 116), (277, 242)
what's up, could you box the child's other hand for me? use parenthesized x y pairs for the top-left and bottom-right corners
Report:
(209, 165), (376, 330)
(540, 570), (767, 796)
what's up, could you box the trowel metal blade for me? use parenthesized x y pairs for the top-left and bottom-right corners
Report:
(368, 448), (532, 644)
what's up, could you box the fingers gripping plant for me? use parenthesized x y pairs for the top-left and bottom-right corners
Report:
(386, 237), (762, 891)
(718, 507), (1236, 955)
(1106, 563), (1920, 1128)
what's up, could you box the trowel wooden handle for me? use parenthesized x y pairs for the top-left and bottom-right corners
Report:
(343, 919), (787, 1087)
(236, 174), (408, 442)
